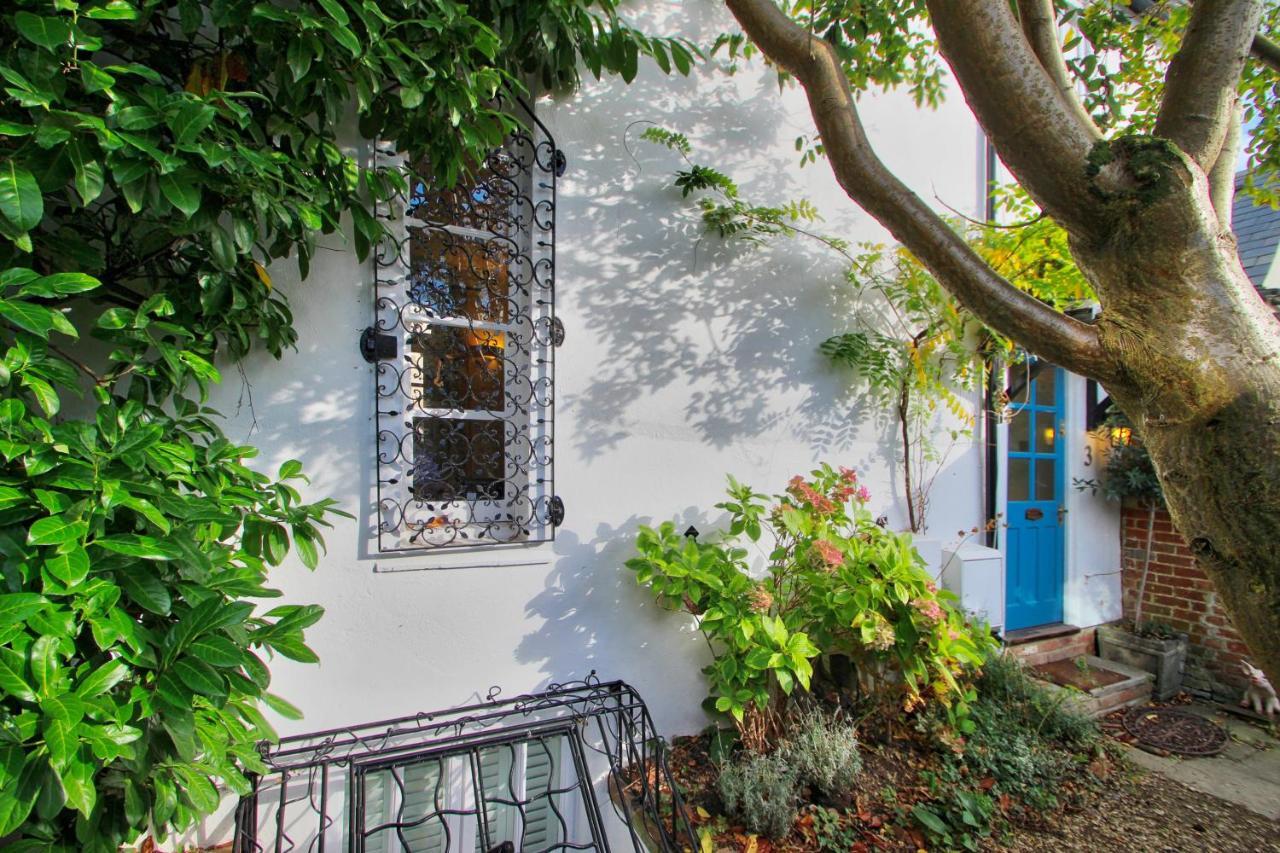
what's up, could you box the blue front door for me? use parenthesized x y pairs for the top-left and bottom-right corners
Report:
(1004, 365), (1065, 630)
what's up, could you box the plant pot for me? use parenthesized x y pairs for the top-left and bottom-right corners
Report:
(1096, 623), (1187, 701)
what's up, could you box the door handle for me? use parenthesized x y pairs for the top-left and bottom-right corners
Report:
(1057, 506), (1068, 524)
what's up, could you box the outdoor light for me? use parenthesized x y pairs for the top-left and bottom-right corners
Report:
(1110, 426), (1133, 446)
(1042, 425), (1055, 445)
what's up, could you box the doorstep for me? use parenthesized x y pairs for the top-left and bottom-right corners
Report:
(1004, 623), (1098, 667)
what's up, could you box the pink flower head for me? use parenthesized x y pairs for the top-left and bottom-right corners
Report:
(788, 475), (806, 491)
(914, 597), (945, 624)
(838, 466), (858, 483)
(855, 485), (871, 503)
(789, 476), (836, 514)
(813, 539), (844, 569)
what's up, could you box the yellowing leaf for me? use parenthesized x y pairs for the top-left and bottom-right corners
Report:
(253, 262), (272, 290)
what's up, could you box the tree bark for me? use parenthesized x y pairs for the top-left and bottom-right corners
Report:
(723, 0), (1280, 690)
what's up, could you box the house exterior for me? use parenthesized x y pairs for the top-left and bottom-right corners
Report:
(195, 2), (1149, 847)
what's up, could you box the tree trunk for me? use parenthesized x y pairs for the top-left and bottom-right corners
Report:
(1072, 162), (1280, 689)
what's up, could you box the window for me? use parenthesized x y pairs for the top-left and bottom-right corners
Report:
(232, 678), (700, 853)
(370, 97), (562, 553)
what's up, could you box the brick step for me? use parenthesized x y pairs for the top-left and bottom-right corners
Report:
(1004, 625), (1097, 667)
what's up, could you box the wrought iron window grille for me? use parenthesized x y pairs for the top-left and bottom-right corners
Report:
(370, 94), (562, 553)
(232, 675), (697, 852)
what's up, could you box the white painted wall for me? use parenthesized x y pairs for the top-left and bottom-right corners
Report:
(204, 1), (989, 745)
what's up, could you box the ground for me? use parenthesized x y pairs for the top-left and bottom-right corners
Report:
(997, 770), (1280, 852)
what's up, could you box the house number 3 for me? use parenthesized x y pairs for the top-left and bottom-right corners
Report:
(1083, 446), (1093, 467)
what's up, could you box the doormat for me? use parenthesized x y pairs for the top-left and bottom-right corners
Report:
(1123, 707), (1228, 756)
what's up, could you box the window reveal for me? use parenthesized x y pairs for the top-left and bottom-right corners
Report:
(371, 96), (561, 552)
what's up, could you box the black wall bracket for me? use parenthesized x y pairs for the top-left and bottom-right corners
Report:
(359, 326), (397, 363)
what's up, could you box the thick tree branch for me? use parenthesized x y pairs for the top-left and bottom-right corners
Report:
(1016, 0), (1100, 136)
(1155, 0), (1262, 168)
(1255, 31), (1280, 73)
(1208, 97), (1242, 230)
(924, 0), (1103, 237)
(722, 0), (1115, 382)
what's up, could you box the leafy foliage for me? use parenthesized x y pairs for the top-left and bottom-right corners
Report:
(910, 653), (1101, 851)
(0, 0), (691, 847)
(626, 466), (997, 750)
(1063, 1), (1280, 204)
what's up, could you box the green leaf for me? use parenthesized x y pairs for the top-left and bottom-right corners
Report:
(28, 516), (87, 546)
(29, 636), (59, 696)
(173, 657), (226, 700)
(0, 593), (46, 626)
(0, 647), (36, 702)
(75, 659), (127, 698)
(0, 298), (55, 338)
(188, 635), (242, 667)
(60, 755), (95, 817)
(170, 101), (216, 146)
(45, 546), (89, 585)
(0, 161), (43, 233)
(67, 142), (105, 205)
(912, 804), (948, 836)
(14, 12), (71, 51)
(209, 225), (236, 270)
(95, 535), (179, 560)
(159, 171), (202, 218)
(114, 565), (171, 614)
(22, 376), (59, 416)
(262, 691), (303, 720)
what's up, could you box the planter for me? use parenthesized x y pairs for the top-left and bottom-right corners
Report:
(1096, 623), (1187, 701)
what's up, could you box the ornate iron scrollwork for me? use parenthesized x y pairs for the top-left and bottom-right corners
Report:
(233, 676), (698, 852)
(371, 95), (559, 552)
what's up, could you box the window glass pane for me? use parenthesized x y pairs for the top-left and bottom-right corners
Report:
(1035, 416), (1056, 453)
(407, 152), (522, 237)
(412, 325), (506, 412)
(1009, 458), (1030, 502)
(413, 418), (506, 502)
(1034, 368), (1057, 407)
(1009, 412), (1031, 453)
(1035, 458), (1056, 500)
(408, 229), (511, 323)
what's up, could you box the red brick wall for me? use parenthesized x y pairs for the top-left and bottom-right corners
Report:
(1120, 504), (1248, 698)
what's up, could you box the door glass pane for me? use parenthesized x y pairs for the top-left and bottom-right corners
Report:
(1035, 458), (1056, 500)
(1009, 458), (1030, 502)
(1035, 416), (1056, 453)
(1034, 368), (1056, 406)
(1009, 413), (1031, 453)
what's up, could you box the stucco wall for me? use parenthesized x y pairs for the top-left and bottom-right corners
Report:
(204, 1), (990, 743)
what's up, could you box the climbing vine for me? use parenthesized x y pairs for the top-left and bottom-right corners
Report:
(0, 0), (689, 848)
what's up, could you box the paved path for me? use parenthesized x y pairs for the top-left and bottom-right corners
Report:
(1122, 702), (1280, 820)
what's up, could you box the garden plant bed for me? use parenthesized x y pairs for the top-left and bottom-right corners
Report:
(635, 726), (1112, 851)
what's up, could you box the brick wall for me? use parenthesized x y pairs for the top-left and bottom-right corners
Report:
(1120, 504), (1249, 699)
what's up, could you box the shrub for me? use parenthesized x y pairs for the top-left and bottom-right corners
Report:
(781, 705), (862, 800)
(626, 466), (998, 748)
(717, 751), (799, 840)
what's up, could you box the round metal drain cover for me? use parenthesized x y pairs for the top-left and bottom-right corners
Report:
(1123, 707), (1228, 756)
